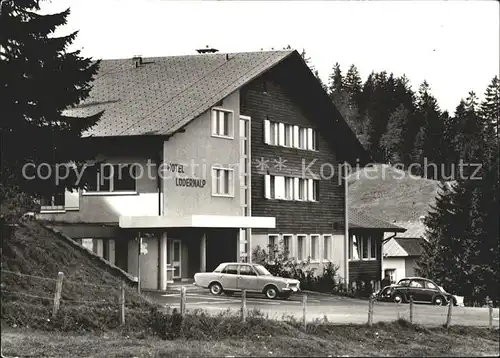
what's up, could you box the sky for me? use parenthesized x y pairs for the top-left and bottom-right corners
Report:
(40, 0), (499, 114)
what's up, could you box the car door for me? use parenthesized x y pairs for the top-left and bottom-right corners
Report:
(237, 264), (260, 292)
(220, 264), (239, 290)
(424, 280), (441, 303)
(408, 279), (426, 302)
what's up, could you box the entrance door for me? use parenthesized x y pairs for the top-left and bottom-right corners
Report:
(171, 240), (182, 279)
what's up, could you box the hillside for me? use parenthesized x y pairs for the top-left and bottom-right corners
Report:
(348, 164), (446, 223)
(1, 219), (156, 332)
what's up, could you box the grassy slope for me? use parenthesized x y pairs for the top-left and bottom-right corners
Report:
(348, 164), (444, 223)
(2, 321), (499, 357)
(1, 219), (156, 332)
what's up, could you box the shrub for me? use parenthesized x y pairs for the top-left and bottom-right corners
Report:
(252, 243), (342, 294)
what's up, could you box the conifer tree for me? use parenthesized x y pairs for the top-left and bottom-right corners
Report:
(328, 62), (343, 96)
(0, 0), (102, 221)
(380, 104), (411, 164)
(300, 48), (326, 91)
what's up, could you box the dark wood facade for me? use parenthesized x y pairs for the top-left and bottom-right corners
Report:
(241, 64), (346, 235)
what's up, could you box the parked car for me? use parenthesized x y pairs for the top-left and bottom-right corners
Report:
(372, 277), (457, 306)
(193, 262), (301, 299)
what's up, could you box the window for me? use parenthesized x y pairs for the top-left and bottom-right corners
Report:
(310, 235), (319, 260)
(284, 124), (293, 147)
(264, 120), (316, 152)
(323, 235), (332, 260)
(211, 108), (234, 138)
(239, 265), (257, 276)
(297, 235), (306, 260)
(410, 280), (424, 288)
(349, 235), (376, 260)
(269, 121), (279, 145)
(284, 177), (294, 200)
(113, 165), (137, 191)
(212, 168), (233, 196)
(222, 264), (238, 275)
(425, 281), (437, 289)
(86, 164), (137, 193)
(384, 269), (396, 283)
(370, 236), (377, 259)
(298, 178), (307, 200)
(268, 235), (278, 261)
(310, 179), (319, 201)
(311, 129), (318, 150)
(254, 264), (271, 276)
(265, 176), (318, 202)
(298, 127), (307, 149)
(283, 235), (292, 257)
(264, 175), (284, 200)
(40, 191), (65, 209)
(362, 236), (369, 259)
(398, 279), (411, 287)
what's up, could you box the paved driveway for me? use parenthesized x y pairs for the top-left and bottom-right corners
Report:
(147, 289), (499, 328)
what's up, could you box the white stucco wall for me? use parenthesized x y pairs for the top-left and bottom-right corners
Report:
(382, 257), (406, 282)
(163, 91), (242, 217)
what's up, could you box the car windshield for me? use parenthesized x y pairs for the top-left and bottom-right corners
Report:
(253, 265), (272, 276)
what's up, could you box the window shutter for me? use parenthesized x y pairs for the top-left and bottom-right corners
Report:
(307, 179), (313, 201)
(293, 126), (299, 148)
(264, 120), (271, 144)
(275, 176), (285, 199)
(278, 123), (285, 146)
(293, 178), (299, 200)
(264, 175), (271, 198)
(307, 128), (313, 150)
(211, 110), (218, 135)
(64, 189), (79, 210)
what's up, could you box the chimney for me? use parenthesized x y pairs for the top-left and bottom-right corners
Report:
(196, 45), (219, 54)
(132, 55), (143, 68)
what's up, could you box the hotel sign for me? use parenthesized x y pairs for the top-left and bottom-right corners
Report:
(167, 163), (207, 188)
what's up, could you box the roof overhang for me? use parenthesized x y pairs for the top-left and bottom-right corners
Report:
(349, 226), (407, 232)
(119, 215), (276, 229)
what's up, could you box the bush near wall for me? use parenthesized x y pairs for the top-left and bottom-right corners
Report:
(252, 244), (376, 298)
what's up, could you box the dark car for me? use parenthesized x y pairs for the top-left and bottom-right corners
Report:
(373, 277), (454, 306)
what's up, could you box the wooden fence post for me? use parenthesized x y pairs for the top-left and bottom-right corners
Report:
(409, 295), (414, 324)
(445, 297), (453, 328)
(488, 298), (493, 329)
(119, 282), (125, 325)
(180, 286), (186, 317)
(368, 297), (374, 327)
(302, 294), (307, 331)
(241, 290), (247, 323)
(52, 272), (64, 318)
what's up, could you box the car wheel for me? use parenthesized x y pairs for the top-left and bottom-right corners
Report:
(433, 296), (445, 306)
(393, 293), (404, 304)
(209, 282), (223, 295)
(264, 285), (278, 299)
(224, 291), (234, 297)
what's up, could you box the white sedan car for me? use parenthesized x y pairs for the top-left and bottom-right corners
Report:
(194, 262), (300, 299)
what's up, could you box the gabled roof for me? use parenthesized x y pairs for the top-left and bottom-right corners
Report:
(391, 221), (426, 239)
(384, 237), (425, 257)
(349, 208), (406, 232)
(67, 51), (293, 137)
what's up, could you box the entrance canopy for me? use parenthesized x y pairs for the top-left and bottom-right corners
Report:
(119, 215), (276, 229)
